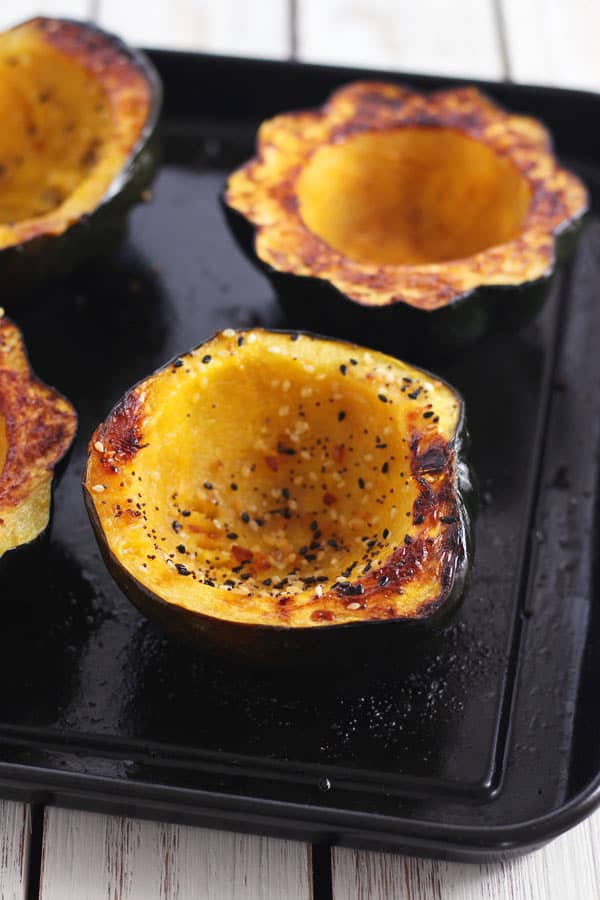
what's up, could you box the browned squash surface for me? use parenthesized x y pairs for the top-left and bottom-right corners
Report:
(85, 330), (472, 631)
(0, 17), (152, 248)
(226, 82), (587, 311)
(0, 314), (77, 558)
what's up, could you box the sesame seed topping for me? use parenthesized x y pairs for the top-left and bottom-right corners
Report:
(94, 441), (104, 453)
(222, 328), (235, 337)
(92, 484), (105, 493)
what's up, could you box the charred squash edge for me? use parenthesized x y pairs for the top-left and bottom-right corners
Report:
(0, 17), (162, 293)
(83, 329), (475, 664)
(224, 82), (588, 350)
(0, 314), (77, 567)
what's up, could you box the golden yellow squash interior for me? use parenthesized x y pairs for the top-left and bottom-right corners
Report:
(0, 29), (112, 226)
(88, 331), (463, 627)
(296, 127), (532, 265)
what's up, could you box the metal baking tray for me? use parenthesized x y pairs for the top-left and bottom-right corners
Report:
(1, 49), (599, 863)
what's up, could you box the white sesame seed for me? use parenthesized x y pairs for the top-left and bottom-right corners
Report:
(94, 441), (104, 454)
(92, 484), (105, 493)
(268, 345), (282, 354)
(278, 405), (289, 416)
(300, 451), (311, 461)
(315, 585), (323, 597)
(247, 333), (257, 343)
(223, 328), (236, 338)
(301, 387), (313, 398)
(347, 602), (361, 610)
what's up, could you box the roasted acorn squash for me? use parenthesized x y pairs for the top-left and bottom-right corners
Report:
(225, 82), (588, 351)
(84, 329), (474, 665)
(0, 17), (161, 292)
(0, 314), (77, 563)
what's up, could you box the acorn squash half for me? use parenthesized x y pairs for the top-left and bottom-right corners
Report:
(84, 329), (474, 666)
(0, 314), (77, 565)
(225, 82), (588, 351)
(0, 17), (161, 293)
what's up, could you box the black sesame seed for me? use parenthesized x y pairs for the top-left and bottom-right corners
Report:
(263, 578), (273, 586)
(338, 411), (346, 421)
(181, 510), (191, 517)
(230, 483), (238, 491)
(404, 534), (412, 544)
(176, 544), (186, 553)
(290, 333), (299, 341)
(441, 515), (457, 524)
(349, 358), (358, 366)
(241, 512), (250, 523)
(382, 528), (390, 539)
(172, 520), (181, 533)
(358, 477), (365, 490)
(378, 394), (388, 403)
(310, 520), (318, 531)
(175, 564), (191, 576)
(423, 411), (434, 419)
(227, 532), (238, 540)
(340, 364), (347, 375)
(379, 574), (390, 587)
(204, 481), (213, 490)
(202, 354), (211, 364)
(173, 358), (184, 368)
(414, 514), (425, 524)
(336, 581), (364, 596)
(382, 462), (389, 473)
(237, 336), (244, 346)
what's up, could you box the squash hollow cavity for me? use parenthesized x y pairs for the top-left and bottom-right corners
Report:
(0, 17), (156, 253)
(0, 40), (111, 223)
(85, 330), (472, 630)
(297, 128), (531, 265)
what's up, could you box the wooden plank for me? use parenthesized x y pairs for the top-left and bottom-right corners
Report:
(0, 1), (91, 30)
(331, 809), (600, 899)
(97, 0), (289, 57)
(297, 0), (503, 79)
(0, 802), (30, 900)
(502, 0), (600, 90)
(40, 807), (312, 900)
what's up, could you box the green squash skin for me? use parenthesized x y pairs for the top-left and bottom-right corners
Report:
(84, 332), (476, 670)
(223, 201), (586, 359)
(0, 39), (162, 299)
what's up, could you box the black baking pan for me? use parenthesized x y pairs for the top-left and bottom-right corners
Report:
(0, 49), (599, 863)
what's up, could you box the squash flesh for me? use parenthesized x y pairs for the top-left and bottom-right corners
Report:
(86, 331), (468, 628)
(226, 82), (588, 312)
(0, 316), (77, 559)
(297, 127), (531, 266)
(0, 18), (152, 249)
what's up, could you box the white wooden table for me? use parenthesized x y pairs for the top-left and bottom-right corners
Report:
(1, 1), (600, 897)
